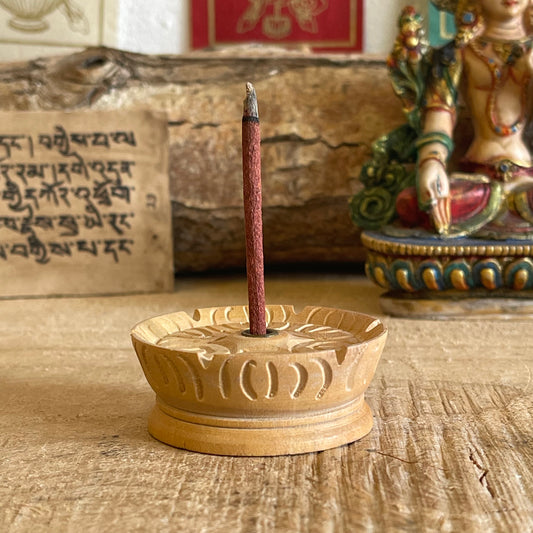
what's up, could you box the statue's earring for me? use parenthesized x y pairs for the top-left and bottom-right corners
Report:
(455, 2), (482, 46)
(461, 11), (476, 26)
(460, 2), (480, 28)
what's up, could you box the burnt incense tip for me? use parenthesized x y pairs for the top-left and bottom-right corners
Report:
(243, 82), (259, 120)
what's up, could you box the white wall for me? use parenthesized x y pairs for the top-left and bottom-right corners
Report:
(364, 0), (428, 55)
(116, 0), (189, 55)
(0, 0), (424, 61)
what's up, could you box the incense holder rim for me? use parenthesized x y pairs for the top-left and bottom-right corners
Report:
(131, 304), (386, 347)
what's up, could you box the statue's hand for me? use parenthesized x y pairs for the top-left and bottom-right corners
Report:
(418, 159), (451, 234)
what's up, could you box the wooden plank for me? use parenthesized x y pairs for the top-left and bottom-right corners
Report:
(0, 274), (532, 531)
(0, 49), (405, 272)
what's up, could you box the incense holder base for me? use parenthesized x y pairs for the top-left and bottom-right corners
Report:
(362, 230), (533, 318)
(131, 305), (387, 456)
(148, 397), (373, 456)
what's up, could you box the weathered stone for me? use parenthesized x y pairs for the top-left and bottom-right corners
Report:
(0, 47), (404, 272)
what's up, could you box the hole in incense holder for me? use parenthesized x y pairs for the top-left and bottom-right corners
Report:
(241, 328), (279, 338)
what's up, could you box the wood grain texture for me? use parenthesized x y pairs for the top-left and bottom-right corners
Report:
(1, 274), (532, 531)
(0, 48), (404, 272)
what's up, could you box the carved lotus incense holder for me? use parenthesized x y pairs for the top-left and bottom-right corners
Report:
(131, 85), (387, 455)
(131, 304), (387, 456)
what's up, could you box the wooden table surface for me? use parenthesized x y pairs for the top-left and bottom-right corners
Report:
(1, 273), (532, 532)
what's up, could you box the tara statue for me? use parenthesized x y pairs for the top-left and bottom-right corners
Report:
(352, 0), (533, 238)
(352, 1), (533, 313)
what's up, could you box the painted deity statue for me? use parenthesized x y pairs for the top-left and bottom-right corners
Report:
(351, 0), (533, 239)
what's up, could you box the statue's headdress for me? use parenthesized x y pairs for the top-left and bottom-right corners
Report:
(432, 0), (483, 46)
(430, 1), (458, 13)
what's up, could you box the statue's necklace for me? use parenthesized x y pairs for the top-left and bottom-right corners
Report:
(469, 37), (531, 136)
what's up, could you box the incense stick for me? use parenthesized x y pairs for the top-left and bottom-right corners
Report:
(242, 82), (266, 336)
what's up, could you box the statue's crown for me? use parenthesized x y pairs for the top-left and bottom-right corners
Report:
(431, 0), (458, 14)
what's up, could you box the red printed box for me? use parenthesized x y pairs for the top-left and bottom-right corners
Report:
(191, 0), (363, 52)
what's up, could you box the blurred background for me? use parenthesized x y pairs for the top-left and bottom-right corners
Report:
(0, 0), (431, 62)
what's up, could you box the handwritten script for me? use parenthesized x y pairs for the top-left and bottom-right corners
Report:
(0, 110), (172, 297)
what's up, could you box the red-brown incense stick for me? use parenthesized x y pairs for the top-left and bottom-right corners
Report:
(242, 82), (267, 336)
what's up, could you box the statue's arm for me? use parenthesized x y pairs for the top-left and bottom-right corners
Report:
(416, 43), (462, 234)
(417, 110), (454, 233)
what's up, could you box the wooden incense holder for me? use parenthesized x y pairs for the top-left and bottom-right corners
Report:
(131, 84), (387, 455)
(131, 304), (387, 456)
